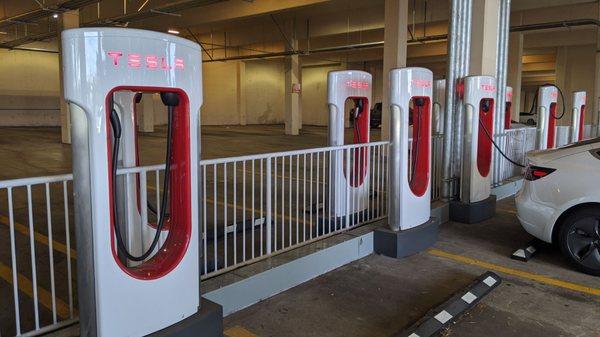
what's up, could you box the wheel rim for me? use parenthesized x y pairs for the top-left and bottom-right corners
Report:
(566, 216), (600, 269)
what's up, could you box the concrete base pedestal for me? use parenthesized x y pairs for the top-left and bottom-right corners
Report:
(373, 218), (439, 258)
(450, 195), (496, 224)
(149, 298), (223, 337)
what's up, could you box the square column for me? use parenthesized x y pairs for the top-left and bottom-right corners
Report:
(469, 0), (500, 76)
(381, 0), (408, 141)
(507, 33), (524, 121)
(237, 61), (247, 126)
(138, 94), (155, 133)
(58, 10), (79, 144)
(284, 35), (302, 135)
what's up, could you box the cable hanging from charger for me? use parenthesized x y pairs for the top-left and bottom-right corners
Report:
(479, 118), (526, 168)
(110, 92), (180, 262)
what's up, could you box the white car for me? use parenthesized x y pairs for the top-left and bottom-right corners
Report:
(515, 138), (600, 275)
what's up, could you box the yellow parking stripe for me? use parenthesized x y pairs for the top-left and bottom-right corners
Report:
(0, 215), (77, 259)
(224, 326), (260, 337)
(427, 248), (600, 297)
(0, 262), (71, 319)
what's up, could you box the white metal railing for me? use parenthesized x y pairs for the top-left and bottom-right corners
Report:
(0, 141), (389, 336)
(0, 130), (532, 336)
(492, 127), (536, 186)
(197, 141), (389, 277)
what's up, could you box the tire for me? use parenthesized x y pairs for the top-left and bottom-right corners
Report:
(558, 206), (600, 276)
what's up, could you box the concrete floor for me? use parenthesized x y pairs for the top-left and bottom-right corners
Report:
(0, 125), (598, 337)
(224, 198), (600, 337)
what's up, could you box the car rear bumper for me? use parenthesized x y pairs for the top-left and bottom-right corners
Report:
(515, 182), (554, 243)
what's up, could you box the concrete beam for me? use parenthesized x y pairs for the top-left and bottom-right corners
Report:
(134, 0), (330, 31)
(470, 0), (501, 76)
(507, 33), (524, 119)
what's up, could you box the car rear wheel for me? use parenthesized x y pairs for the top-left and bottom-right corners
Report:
(559, 206), (600, 276)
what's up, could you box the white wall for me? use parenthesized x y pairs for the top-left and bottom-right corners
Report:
(245, 60), (285, 124)
(0, 49), (60, 126)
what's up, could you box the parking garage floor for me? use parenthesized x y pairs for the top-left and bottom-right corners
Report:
(223, 198), (600, 337)
(0, 125), (598, 337)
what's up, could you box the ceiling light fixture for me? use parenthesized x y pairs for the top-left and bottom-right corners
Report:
(52, 13), (59, 18)
(167, 29), (180, 35)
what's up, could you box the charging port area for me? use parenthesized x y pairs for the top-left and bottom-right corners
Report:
(571, 91), (587, 143)
(450, 76), (497, 224)
(374, 67), (438, 258)
(62, 28), (222, 337)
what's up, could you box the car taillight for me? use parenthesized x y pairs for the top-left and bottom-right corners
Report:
(524, 165), (556, 181)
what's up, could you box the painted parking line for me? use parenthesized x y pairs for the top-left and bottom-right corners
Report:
(0, 215), (77, 259)
(427, 248), (600, 297)
(224, 326), (260, 337)
(0, 261), (71, 320)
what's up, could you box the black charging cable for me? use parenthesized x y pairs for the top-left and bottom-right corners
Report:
(478, 103), (526, 169)
(110, 92), (179, 262)
(528, 83), (566, 120)
(352, 99), (363, 143)
(410, 98), (425, 183)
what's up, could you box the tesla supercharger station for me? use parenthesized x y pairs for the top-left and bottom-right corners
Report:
(450, 76), (497, 224)
(327, 70), (372, 224)
(571, 91), (586, 142)
(505, 86), (513, 129)
(374, 67), (437, 258)
(62, 28), (222, 337)
(433, 79), (446, 135)
(535, 85), (558, 150)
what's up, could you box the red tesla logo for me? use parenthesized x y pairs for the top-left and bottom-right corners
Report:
(480, 84), (496, 92)
(107, 51), (184, 70)
(550, 91), (558, 98)
(412, 79), (432, 88)
(345, 80), (369, 89)
(506, 91), (513, 100)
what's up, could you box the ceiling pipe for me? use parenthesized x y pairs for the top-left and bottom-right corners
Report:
(204, 18), (600, 63)
(0, 0), (100, 29)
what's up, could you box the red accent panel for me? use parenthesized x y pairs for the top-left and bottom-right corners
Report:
(408, 97), (431, 197)
(477, 99), (494, 177)
(547, 103), (557, 148)
(106, 86), (192, 281)
(578, 105), (586, 141)
(343, 97), (370, 187)
(504, 102), (512, 129)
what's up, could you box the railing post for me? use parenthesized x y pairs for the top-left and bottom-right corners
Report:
(266, 157), (272, 254)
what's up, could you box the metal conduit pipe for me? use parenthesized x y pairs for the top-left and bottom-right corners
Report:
(441, 0), (461, 201)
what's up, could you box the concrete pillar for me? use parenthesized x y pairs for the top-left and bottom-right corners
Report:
(469, 0), (500, 76)
(555, 46), (569, 126)
(284, 39), (302, 135)
(138, 94), (155, 133)
(381, 0), (408, 141)
(237, 61), (247, 126)
(58, 10), (79, 144)
(507, 33), (523, 121)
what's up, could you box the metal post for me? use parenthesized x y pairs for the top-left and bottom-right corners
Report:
(266, 157), (272, 254)
(442, 0), (461, 200)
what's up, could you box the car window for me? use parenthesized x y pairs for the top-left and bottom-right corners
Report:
(563, 137), (600, 149)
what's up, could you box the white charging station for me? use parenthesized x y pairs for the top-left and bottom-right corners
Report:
(571, 91), (586, 143)
(505, 86), (513, 129)
(62, 28), (221, 337)
(374, 67), (438, 258)
(535, 85), (558, 150)
(450, 76), (497, 224)
(327, 70), (372, 222)
(433, 79), (446, 135)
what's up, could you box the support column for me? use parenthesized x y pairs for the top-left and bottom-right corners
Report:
(381, 0), (408, 141)
(507, 32), (523, 121)
(58, 10), (79, 144)
(138, 94), (155, 133)
(469, 0), (500, 76)
(284, 36), (301, 135)
(555, 46), (569, 126)
(237, 61), (247, 126)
